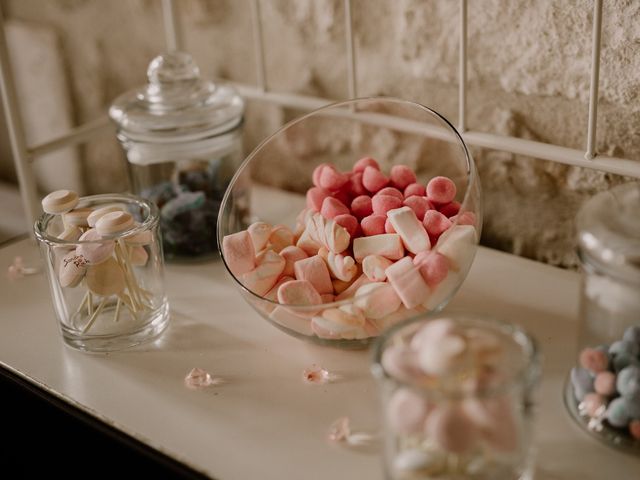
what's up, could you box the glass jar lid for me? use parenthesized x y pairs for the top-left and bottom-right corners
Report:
(109, 51), (244, 142)
(577, 182), (640, 283)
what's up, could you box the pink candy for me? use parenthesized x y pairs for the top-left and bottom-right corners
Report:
(318, 165), (349, 190)
(280, 245), (308, 277)
(277, 279), (322, 306)
(353, 156), (380, 173)
(222, 231), (255, 277)
(372, 194), (403, 216)
(403, 195), (432, 221)
(347, 172), (367, 197)
(423, 210), (452, 241)
(384, 217), (395, 234)
(306, 187), (331, 212)
(439, 201), (461, 218)
(293, 255), (333, 294)
(350, 195), (373, 219)
(377, 187), (404, 201)
(404, 183), (426, 198)
(334, 214), (358, 237)
(361, 214), (387, 236)
(385, 256), (430, 309)
(427, 176), (457, 205)
(387, 388), (430, 434)
(390, 165), (417, 190)
(414, 251), (449, 288)
(321, 197), (350, 219)
(362, 166), (389, 193)
(594, 371), (616, 396)
(579, 347), (609, 373)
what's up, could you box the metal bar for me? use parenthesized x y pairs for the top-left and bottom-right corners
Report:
(232, 84), (640, 179)
(250, 0), (267, 91)
(161, 0), (181, 52)
(28, 115), (112, 160)
(0, 5), (40, 228)
(458, 0), (467, 132)
(585, 0), (603, 160)
(344, 0), (357, 99)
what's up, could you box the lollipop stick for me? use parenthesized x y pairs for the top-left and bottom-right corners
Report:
(75, 291), (89, 317)
(113, 298), (122, 323)
(87, 292), (93, 316)
(82, 298), (106, 334)
(116, 241), (145, 311)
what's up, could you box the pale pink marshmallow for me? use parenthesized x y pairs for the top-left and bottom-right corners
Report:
(321, 304), (366, 328)
(435, 225), (477, 271)
(247, 222), (272, 252)
(381, 344), (423, 382)
(360, 214), (386, 236)
(353, 156), (380, 173)
(387, 207), (431, 254)
(439, 201), (461, 218)
(240, 250), (285, 296)
(418, 332), (469, 376)
(270, 306), (313, 336)
(372, 195), (403, 216)
(362, 254), (393, 282)
(264, 275), (295, 302)
(362, 166), (389, 193)
(384, 217), (396, 234)
(294, 209), (314, 237)
(324, 219), (350, 254)
(403, 196), (432, 221)
(293, 255), (333, 294)
(332, 276), (356, 295)
(326, 251), (357, 282)
(390, 165), (417, 190)
(462, 397), (518, 452)
(385, 256), (430, 309)
(404, 182), (426, 198)
(311, 318), (341, 339)
(318, 165), (349, 190)
(413, 251), (449, 288)
(277, 279), (323, 306)
(279, 245), (308, 277)
(268, 225), (294, 253)
(373, 305), (427, 332)
(347, 171), (367, 197)
(312, 163), (331, 187)
(320, 197), (349, 219)
(321, 293), (335, 303)
(306, 187), (331, 212)
(353, 234), (404, 262)
(387, 388), (431, 435)
(425, 405), (478, 454)
(410, 318), (458, 350)
(350, 195), (373, 219)
(334, 273), (371, 300)
(354, 282), (402, 319)
(296, 228), (322, 256)
(222, 231), (255, 277)
(423, 210), (452, 240)
(333, 214), (358, 238)
(376, 187), (404, 201)
(426, 176), (457, 204)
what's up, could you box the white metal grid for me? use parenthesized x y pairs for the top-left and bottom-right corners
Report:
(0, 0), (635, 232)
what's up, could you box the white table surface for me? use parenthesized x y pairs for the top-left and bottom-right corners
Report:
(1, 233), (639, 479)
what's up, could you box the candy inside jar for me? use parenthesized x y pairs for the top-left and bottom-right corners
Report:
(372, 314), (539, 480)
(35, 191), (170, 352)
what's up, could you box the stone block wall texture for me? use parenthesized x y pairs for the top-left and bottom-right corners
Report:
(2, 0), (638, 268)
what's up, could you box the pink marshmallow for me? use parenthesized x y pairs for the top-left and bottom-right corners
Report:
(334, 273), (371, 301)
(312, 163), (330, 187)
(594, 371), (616, 396)
(413, 251), (449, 288)
(247, 222), (272, 252)
(438, 201), (461, 218)
(384, 217), (396, 234)
(353, 156), (380, 173)
(347, 171), (367, 197)
(427, 176), (457, 204)
(270, 306), (313, 336)
(318, 165), (349, 190)
(426, 405), (478, 454)
(376, 187), (404, 201)
(353, 234), (404, 262)
(386, 256), (430, 309)
(320, 197), (350, 220)
(362, 254), (393, 282)
(280, 245), (308, 277)
(387, 206), (431, 254)
(277, 279), (323, 306)
(387, 388), (431, 434)
(362, 166), (389, 193)
(293, 255), (333, 294)
(360, 214), (386, 236)
(240, 250), (285, 296)
(268, 225), (294, 253)
(321, 293), (335, 303)
(331, 189), (352, 209)
(350, 195), (373, 219)
(306, 187), (331, 212)
(404, 182), (426, 198)
(423, 209), (453, 241)
(334, 214), (358, 237)
(222, 231), (256, 277)
(354, 282), (403, 319)
(372, 194), (403, 216)
(264, 275), (294, 302)
(390, 165), (417, 190)
(403, 195), (432, 221)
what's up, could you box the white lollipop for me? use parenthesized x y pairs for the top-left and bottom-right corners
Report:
(96, 211), (134, 236)
(58, 251), (88, 288)
(63, 207), (93, 228)
(87, 205), (124, 228)
(129, 246), (149, 267)
(58, 226), (82, 242)
(86, 257), (125, 296)
(42, 190), (79, 215)
(76, 229), (114, 265)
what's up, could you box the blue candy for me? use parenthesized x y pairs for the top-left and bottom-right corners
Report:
(613, 353), (640, 373)
(623, 397), (640, 419)
(609, 340), (640, 357)
(623, 326), (640, 347)
(571, 367), (594, 401)
(616, 365), (640, 401)
(606, 397), (631, 428)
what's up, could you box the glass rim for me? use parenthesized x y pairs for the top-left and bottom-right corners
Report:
(34, 193), (159, 247)
(216, 96), (478, 309)
(370, 310), (540, 400)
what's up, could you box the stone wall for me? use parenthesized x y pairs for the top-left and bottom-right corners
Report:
(2, 0), (638, 268)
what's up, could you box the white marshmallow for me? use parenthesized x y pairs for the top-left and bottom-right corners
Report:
(240, 250), (285, 296)
(326, 252), (357, 282)
(388, 206), (431, 254)
(248, 222), (272, 251)
(435, 225), (477, 271)
(270, 306), (313, 336)
(354, 282), (402, 319)
(362, 254), (393, 282)
(385, 257), (430, 309)
(353, 234), (404, 262)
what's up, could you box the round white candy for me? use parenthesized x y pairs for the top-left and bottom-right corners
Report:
(63, 207), (93, 228)
(86, 257), (125, 296)
(96, 211), (134, 236)
(76, 229), (114, 265)
(87, 205), (124, 228)
(129, 246), (149, 267)
(58, 251), (88, 288)
(42, 190), (78, 215)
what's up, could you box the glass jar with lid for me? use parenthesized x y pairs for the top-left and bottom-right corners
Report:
(565, 182), (640, 451)
(109, 51), (248, 261)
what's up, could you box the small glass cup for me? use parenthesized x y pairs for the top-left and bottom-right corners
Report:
(372, 312), (540, 480)
(34, 194), (170, 352)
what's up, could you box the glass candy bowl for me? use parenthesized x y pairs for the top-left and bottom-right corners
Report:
(217, 98), (482, 348)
